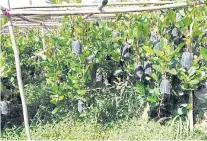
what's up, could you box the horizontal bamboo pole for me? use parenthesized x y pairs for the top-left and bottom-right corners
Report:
(0, 3), (188, 16)
(3, 23), (62, 27)
(11, 1), (174, 9)
(13, 7), (95, 11)
(11, 15), (61, 22)
(1, 14), (116, 27)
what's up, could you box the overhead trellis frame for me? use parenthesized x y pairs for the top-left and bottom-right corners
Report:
(0, 1), (192, 29)
(1, 2), (187, 16)
(8, 1), (175, 9)
(0, 0), (203, 140)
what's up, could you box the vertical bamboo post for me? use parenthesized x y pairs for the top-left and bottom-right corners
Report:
(188, 22), (194, 132)
(6, 0), (31, 140)
(188, 90), (193, 132)
(29, 0), (32, 5)
(41, 24), (46, 51)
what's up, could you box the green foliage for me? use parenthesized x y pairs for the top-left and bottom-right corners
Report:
(1, 2), (207, 126)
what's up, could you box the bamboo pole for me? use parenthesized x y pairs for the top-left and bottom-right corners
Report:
(6, 0), (31, 140)
(0, 5), (45, 23)
(17, 15), (44, 24)
(188, 90), (194, 132)
(13, 7), (95, 11)
(11, 1), (174, 9)
(3, 23), (62, 27)
(0, 3), (188, 16)
(29, 0), (32, 6)
(188, 21), (194, 132)
(1, 13), (116, 28)
(41, 24), (46, 51)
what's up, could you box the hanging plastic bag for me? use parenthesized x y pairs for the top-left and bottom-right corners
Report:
(122, 42), (131, 60)
(0, 101), (9, 115)
(134, 65), (144, 81)
(144, 61), (152, 75)
(181, 52), (193, 70)
(78, 100), (84, 113)
(72, 40), (82, 55)
(160, 79), (171, 95)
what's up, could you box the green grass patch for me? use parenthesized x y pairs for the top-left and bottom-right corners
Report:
(2, 117), (207, 140)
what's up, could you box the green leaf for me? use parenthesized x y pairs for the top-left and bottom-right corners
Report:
(18, 36), (25, 45)
(200, 48), (207, 61)
(73, 83), (79, 89)
(0, 81), (6, 91)
(143, 23), (149, 37)
(143, 46), (154, 55)
(168, 68), (178, 75)
(189, 80), (199, 86)
(168, 10), (176, 23)
(116, 13), (122, 21)
(182, 16), (193, 27)
(50, 95), (58, 99)
(177, 108), (184, 115)
(51, 85), (58, 92)
(112, 50), (120, 61)
(174, 42), (185, 54)
(114, 69), (123, 76)
(50, 99), (57, 105)
(160, 38), (168, 49)
(52, 107), (59, 114)
(58, 95), (64, 101)
(147, 96), (156, 103)
(188, 67), (196, 77)
(181, 103), (188, 107)
(77, 90), (86, 95)
(1, 17), (8, 25)
(135, 82), (145, 96)
(150, 73), (158, 81)
(152, 65), (163, 73)
(186, 103), (192, 110)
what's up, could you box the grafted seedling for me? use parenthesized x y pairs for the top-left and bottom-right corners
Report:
(181, 43), (193, 70)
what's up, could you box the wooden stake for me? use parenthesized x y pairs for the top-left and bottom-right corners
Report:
(6, 0), (31, 140)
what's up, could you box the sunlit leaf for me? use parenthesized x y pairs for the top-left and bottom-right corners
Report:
(77, 90), (86, 95)
(143, 46), (154, 55)
(200, 48), (207, 61)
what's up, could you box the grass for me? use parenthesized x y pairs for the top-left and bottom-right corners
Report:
(2, 117), (207, 140)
